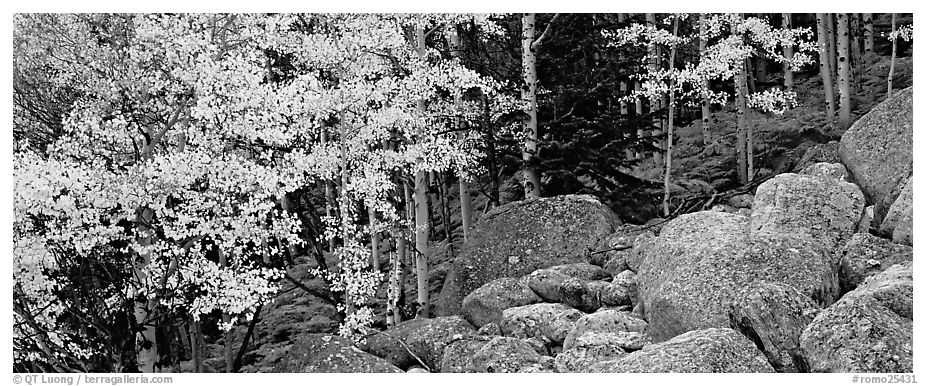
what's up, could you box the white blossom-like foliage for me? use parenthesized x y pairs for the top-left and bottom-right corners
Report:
(604, 13), (816, 111)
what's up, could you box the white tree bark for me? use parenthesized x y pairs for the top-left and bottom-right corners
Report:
(663, 18), (679, 217)
(413, 25), (431, 318)
(782, 13), (795, 91)
(816, 13), (837, 122)
(699, 14), (714, 151)
(447, 27), (473, 241)
(836, 13), (852, 128)
(863, 13), (875, 54)
(520, 13), (541, 198)
(888, 13), (897, 100)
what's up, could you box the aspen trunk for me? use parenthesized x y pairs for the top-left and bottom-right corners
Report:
(321, 128), (336, 252)
(620, 81), (634, 160)
(482, 93), (501, 208)
(646, 13), (663, 168)
(825, 14), (838, 84)
(663, 18), (679, 217)
(634, 81), (644, 160)
(888, 13), (897, 100)
(133, 208), (158, 373)
(863, 13), (874, 54)
(217, 249), (233, 373)
(850, 13), (862, 91)
(816, 13), (837, 122)
(782, 13), (795, 91)
(755, 57), (768, 84)
(368, 207), (380, 271)
(699, 14), (713, 150)
(836, 13), (852, 128)
(735, 59), (749, 185)
(413, 25), (431, 318)
(521, 13), (541, 198)
(448, 28), (473, 242)
(190, 320), (203, 372)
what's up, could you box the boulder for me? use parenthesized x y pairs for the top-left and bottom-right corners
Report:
(750, 173), (865, 251)
(837, 233), (913, 293)
(612, 270), (638, 303)
(637, 197), (856, 342)
(555, 333), (628, 372)
(275, 334), (403, 373)
(728, 282), (820, 372)
(880, 176), (912, 246)
(801, 262), (913, 373)
(799, 162), (849, 181)
(357, 315), (474, 371)
(555, 330), (652, 372)
(563, 309), (647, 350)
(838, 87), (912, 225)
(437, 195), (621, 316)
(499, 303), (584, 345)
(527, 267), (626, 312)
(461, 276), (541, 328)
(587, 328), (774, 373)
(440, 336), (549, 373)
(438, 338), (486, 373)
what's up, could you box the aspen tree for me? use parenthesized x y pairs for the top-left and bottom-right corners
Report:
(520, 13), (542, 198)
(448, 28), (473, 242)
(816, 13), (837, 122)
(888, 13), (897, 99)
(836, 13), (852, 128)
(782, 13), (795, 91)
(663, 17), (680, 216)
(863, 13), (875, 54)
(699, 14), (714, 151)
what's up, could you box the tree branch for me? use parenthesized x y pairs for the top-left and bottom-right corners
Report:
(532, 13), (562, 50)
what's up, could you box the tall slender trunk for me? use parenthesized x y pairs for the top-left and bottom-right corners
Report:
(863, 13), (875, 55)
(521, 13), (541, 198)
(368, 207), (380, 271)
(825, 14), (838, 85)
(337, 112), (354, 315)
(888, 13), (897, 100)
(816, 13), (837, 122)
(663, 18), (679, 217)
(850, 13), (863, 91)
(447, 28), (473, 242)
(620, 81), (634, 160)
(836, 13), (852, 128)
(634, 81), (644, 160)
(699, 14), (713, 151)
(437, 172), (454, 253)
(190, 320), (203, 372)
(646, 13), (663, 167)
(782, 13), (795, 91)
(321, 128), (336, 252)
(387, 221), (406, 326)
(413, 26), (431, 318)
(736, 59), (750, 185)
(217, 249), (233, 373)
(755, 57), (768, 84)
(133, 208), (159, 373)
(480, 92), (501, 208)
